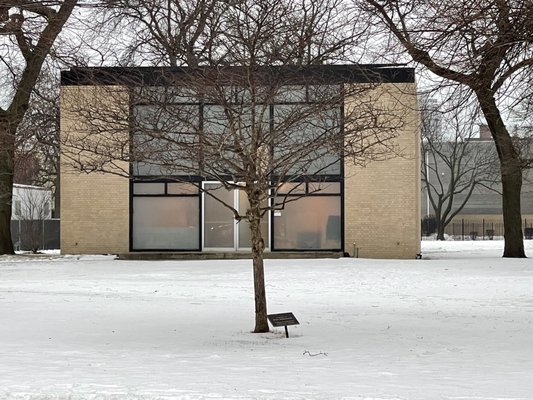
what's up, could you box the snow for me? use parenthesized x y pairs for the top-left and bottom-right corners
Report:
(1, 241), (533, 399)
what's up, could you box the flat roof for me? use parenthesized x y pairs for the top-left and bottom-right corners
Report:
(61, 64), (415, 86)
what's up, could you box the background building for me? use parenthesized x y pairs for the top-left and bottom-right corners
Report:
(421, 125), (533, 239)
(11, 184), (53, 220)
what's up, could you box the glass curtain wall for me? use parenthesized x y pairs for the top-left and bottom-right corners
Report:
(131, 84), (343, 252)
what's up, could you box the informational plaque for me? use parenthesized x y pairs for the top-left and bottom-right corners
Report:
(267, 312), (299, 338)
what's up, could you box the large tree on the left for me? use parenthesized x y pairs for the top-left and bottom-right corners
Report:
(0, 0), (78, 254)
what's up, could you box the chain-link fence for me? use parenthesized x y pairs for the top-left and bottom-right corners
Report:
(10, 219), (60, 251)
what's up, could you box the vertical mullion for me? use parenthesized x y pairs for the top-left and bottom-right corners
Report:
(201, 181), (206, 251)
(234, 188), (239, 250)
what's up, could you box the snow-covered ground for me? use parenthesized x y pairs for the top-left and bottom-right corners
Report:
(1, 241), (533, 400)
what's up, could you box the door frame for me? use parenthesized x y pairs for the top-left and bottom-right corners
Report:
(201, 181), (270, 251)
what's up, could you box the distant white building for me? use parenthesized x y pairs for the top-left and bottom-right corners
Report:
(11, 184), (53, 220)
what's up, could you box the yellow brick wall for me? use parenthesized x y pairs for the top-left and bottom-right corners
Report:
(344, 83), (421, 259)
(60, 86), (130, 254)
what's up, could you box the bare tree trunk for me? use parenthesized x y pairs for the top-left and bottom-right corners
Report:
(0, 118), (15, 255)
(499, 161), (524, 257)
(0, 201), (13, 254)
(432, 203), (445, 240)
(477, 91), (525, 258)
(0, 138), (14, 254)
(436, 223), (445, 241)
(247, 195), (269, 333)
(0, 0), (77, 255)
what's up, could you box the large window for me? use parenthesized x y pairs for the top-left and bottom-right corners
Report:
(132, 182), (200, 250)
(132, 84), (341, 178)
(273, 182), (341, 250)
(132, 89), (201, 177)
(272, 105), (341, 175)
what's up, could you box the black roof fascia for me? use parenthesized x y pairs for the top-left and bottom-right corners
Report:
(61, 65), (414, 86)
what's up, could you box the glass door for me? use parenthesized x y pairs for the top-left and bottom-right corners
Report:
(202, 183), (269, 251)
(203, 183), (235, 249)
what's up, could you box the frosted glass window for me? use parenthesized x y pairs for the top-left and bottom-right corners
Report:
(133, 183), (165, 195)
(277, 182), (306, 195)
(133, 197), (199, 249)
(274, 196), (341, 249)
(167, 183), (198, 195)
(308, 182), (341, 194)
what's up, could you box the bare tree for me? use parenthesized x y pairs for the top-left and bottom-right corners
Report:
(102, 0), (367, 67)
(0, 0), (78, 254)
(360, 0), (533, 257)
(421, 95), (500, 240)
(14, 151), (41, 185)
(101, 0), (223, 67)
(12, 65), (60, 190)
(16, 67), (61, 214)
(62, 0), (409, 333)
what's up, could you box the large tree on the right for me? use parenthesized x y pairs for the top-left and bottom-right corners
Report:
(362, 0), (532, 257)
